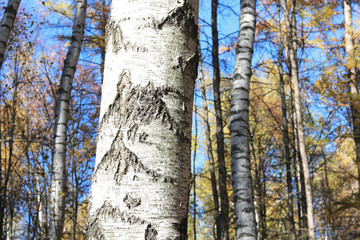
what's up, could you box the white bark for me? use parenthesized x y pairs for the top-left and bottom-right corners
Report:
(0, 0), (21, 70)
(230, 0), (258, 239)
(86, 0), (199, 239)
(48, 1), (87, 239)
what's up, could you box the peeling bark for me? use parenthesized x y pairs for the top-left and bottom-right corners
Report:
(86, 1), (199, 239)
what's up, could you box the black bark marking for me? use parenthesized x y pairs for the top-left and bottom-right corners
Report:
(94, 70), (189, 185)
(106, 19), (149, 53)
(145, 224), (158, 240)
(171, 217), (188, 240)
(123, 193), (141, 209)
(157, 2), (197, 40)
(86, 218), (106, 240)
(127, 124), (139, 143)
(172, 53), (198, 75)
(87, 201), (147, 227)
(139, 132), (148, 142)
(105, 19), (124, 53)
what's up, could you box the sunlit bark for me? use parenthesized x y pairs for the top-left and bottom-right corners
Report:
(86, 0), (199, 239)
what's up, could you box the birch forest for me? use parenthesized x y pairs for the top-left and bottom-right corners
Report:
(0, 0), (360, 239)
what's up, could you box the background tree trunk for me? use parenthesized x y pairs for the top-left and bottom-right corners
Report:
(86, 0), (199, 239)
(280, 0), (315, 239)
(230, 0), (258, 239)
(276, 1), (296, 238)
(48, 1), (87, 239)
(0, 0), (21, 70)
(211, 1), (229, 239)
(343, 0), (360, 198)
(199, 63), (220, 238)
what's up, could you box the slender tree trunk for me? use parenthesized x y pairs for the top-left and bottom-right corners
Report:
(71, 150), (79, 240)
(250, 135), (266, 240)
(199, 65), (220, 237)
(86, 1), (199, 239)
(35, 166), (45, 240)
(280, 0), (315, 239)
(0, 0), (21, 70)
(343, 0), (360, 198)
(99, 0), (107, 83)
(290, 79), (307, 239)
(230, 0), (258, 239)
(192, 104), (198, 240)
(276, 1), (296, 239)
(48, 1), (87, 239)
(211, 1), (229, 239)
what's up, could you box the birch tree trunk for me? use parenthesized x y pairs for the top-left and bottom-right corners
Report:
(48, 1), (87, 239)
(343, 0), (360, 198)
(280, 0), (315, 239)
(211, 1), (229, 239)
(0, 0), (21, 70)
(230, 0), (257, 239)
(86, 0), (199, 239)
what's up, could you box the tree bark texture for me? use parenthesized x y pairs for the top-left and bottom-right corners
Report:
(0, 0), (21, 70)
(230, 0), (258, 239)
(280, 0), (315, 239)
(48, 1), (87, 239)
(86, 0), (199, 239)
(211, 1), (229, 239)
(343, 0), (360, 198)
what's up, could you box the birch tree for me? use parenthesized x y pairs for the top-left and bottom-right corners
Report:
(86, 0), (199, 239)
(230, 0), (257, 239)
(48, 0), (87, 239)
(0, 0), (21, 70)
